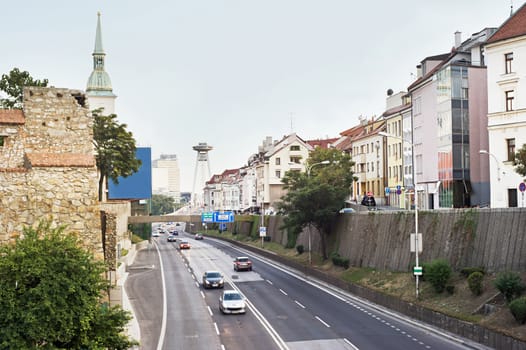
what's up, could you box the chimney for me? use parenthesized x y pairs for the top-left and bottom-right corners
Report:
(416, 64), (422, 78)
(454, 31), (462, 48)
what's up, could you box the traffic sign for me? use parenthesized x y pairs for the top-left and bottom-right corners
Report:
(519, 182), (526, 192)
(214, 211), (234, 223)
(259, 226), (267, 237)
(201, 212), (214, 223)
(385, 187), (391, 194)
(413, 266), (423, 276)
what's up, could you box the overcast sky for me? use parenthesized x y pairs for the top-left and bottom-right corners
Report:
(1, 1), (514, 192)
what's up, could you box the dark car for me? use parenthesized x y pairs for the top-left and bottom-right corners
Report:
(233, 257), (252, 271)
(167, 235), (177, 242)
(202, 271), (224, 289)
(361, 195), (376, 207)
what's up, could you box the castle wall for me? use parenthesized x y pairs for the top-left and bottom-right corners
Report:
(0, 87), (102, 258)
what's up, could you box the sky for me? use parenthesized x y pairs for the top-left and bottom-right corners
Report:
(1, 0), (515, 192)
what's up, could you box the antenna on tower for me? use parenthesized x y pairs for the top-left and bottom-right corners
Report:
(191, 142), (213, 210)
(510, 0), (514, 16)
(289, 112), (295, 133)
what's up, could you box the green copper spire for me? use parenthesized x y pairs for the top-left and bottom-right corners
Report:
(87, 12), (115, 96)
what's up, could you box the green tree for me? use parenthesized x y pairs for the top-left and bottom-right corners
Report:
(151, 194), (176, 215)
(0, 220), (138, 349)
(514, 143), (526, 180)
(92, 109), (142, 201)
(279, 147), (355, 259)
(0, 68), (48, 109)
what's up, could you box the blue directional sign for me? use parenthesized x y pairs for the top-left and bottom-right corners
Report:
(214, 211), (234, 223)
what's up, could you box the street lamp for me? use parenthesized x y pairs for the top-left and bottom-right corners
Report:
(306, 160), (332, 265)
(479, 150), (502, 181)
(379, 132), (421, 298)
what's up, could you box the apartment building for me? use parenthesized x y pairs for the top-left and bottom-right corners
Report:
(485, 3), (526, 207)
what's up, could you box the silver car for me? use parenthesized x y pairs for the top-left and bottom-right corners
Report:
(219, 290), (246, 314)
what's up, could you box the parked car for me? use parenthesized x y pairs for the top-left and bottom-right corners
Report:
(219, 290), (246, 314)
(361, 194), (376, 207)
(233, 257), (252, 271)
(202, 271), (224, 289)
(167, 235), (177, 242)
(179, 241), (191, 249)
(195, 233), (204, 240)
(339, 207), (356, 213)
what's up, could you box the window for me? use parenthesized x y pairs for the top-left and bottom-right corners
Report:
(275, 170), (281, 178)
(275, 157), (280, 165)
(506, 90), (514, 111)
(290, 145), (300, 151)
(507, 138), (516, 161)
(290, 156), (301, 163)
(505, 53), (513, 74)
(0, 136), (5, 147)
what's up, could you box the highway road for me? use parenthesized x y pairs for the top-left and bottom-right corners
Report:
(125, 230), (492, 350)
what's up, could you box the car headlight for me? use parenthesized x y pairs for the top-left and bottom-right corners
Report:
(219, 279), (224, 284)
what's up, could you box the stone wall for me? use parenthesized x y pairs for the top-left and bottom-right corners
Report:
(0, 87), (102, 258)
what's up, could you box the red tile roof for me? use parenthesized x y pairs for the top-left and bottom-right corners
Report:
(306, 138), (339, 149)
(0, 109), (25, 124)
(25, 153), (96, 167)
(487, 3), (526, 44)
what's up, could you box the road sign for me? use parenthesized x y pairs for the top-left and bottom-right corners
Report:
(214, 211), (234, 223)
(413, 266), (423, 276)
(259, 226), (267, 237)
(519, 182), (526, 192)
(410, 233), (423, 253)
(385, 187), (391, 194)
(201, 212), (214, 223)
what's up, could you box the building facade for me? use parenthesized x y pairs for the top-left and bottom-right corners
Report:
(152, 154), (181, 203)
(485, 4), (526, 208)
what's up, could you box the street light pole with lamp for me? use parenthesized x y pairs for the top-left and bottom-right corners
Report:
(379, 132), (421, 299)
(479, 150), (502, 181)
(306, 160), (331, 265)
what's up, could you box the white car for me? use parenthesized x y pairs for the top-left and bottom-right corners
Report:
(219, 290), (246, 314)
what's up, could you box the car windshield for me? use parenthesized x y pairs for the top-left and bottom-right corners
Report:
(207, 272), (221, 278)
(237, 258), (248, 262)
(225, 293), (242, 301)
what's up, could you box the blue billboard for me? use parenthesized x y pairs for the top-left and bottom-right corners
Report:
(108, 147), (152, 200)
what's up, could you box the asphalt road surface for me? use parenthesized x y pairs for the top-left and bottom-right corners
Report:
(126, 231), (492, 350)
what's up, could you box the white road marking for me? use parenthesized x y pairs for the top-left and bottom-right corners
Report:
(214, 322), (220, 335)
(266, 279), (273, 285)
(344, 338), (360, 350)
(294, 300), (305, 309)
(207, 306), (213, 316)
(315, 316), (330, 328)
(279, 289), (288, 295)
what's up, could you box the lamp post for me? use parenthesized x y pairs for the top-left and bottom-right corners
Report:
(306, 160), (331, 265)
(379, 132), (421, 298)
(479, 150), (502, 181)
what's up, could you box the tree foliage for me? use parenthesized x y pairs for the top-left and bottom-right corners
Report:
(279, 147), (355, 259)
(514, 144), (526, 179)
(0, 68), (48, 109)
(151, 194), (176, 215)
(92, 109), (142, 201)
(0, 220), (138, 349)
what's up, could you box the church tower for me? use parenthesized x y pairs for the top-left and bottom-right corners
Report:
(86, 12), (116, 114)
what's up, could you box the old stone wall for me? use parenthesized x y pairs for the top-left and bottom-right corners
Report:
(0, 87), (102, 258)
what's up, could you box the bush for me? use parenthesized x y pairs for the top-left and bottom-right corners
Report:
(467, 271), (484, 296)
(494, 271), (526, 303)
(425, 259), (452, 293)
(296, 245), (304, 255)
(331, 253), (350, 269)
(461, 266), (485, 278)
(509, 297), (526, 324)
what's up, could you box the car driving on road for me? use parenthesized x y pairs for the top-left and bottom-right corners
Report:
(219, 290), (246, 314)
(179, 241), (190, 249)
(167, 235), (177, 242)
(233, 257), (252, 271)
(202, 271), (224, 289)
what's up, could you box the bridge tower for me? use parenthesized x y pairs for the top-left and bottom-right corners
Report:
(192, 142), (213, 210)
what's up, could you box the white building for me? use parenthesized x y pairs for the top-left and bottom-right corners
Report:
(152, 154), (181, 203)
(485, 4), (526, 207)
